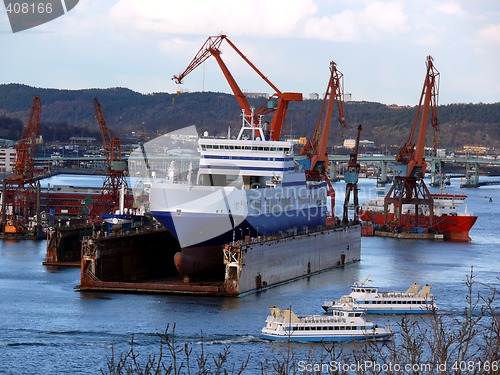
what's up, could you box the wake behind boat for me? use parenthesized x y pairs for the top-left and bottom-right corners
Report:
(322, 279), (437, 314)
(261, 306), (392, 342)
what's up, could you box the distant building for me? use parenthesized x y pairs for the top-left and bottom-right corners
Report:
(343, 139), (374, 149)
(436, 148), (446, 157)
(308, 92), (352, 101)
(70, 137), (97, 144)
(0, 138), (15, 147)
(0, 147), (16, 173)
(245, 92), (268, 99)
(462, 145), (490, 155)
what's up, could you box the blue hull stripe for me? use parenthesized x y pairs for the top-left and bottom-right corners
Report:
(199, 165), (293, 172)
(327, 308), (432, 315)
(202, 155), (293, 162)
(150, 208), (326, 247)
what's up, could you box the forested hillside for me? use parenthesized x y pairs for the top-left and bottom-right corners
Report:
(0, 83), (498, 150)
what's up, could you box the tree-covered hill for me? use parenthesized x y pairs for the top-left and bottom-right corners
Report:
(0, 83), (498, 150)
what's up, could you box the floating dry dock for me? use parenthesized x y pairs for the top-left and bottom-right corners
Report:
(43, 219), (94, 267)
(78, 223), (361, 296)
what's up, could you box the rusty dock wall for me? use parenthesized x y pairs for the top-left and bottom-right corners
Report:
(80, 227), (180, 288)
(44, 220), (94, 266)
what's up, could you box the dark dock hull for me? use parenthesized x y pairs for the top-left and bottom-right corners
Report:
(44, 220), (94, 266)
(78, 223), (361, 296)
(80, 227), (180, 285)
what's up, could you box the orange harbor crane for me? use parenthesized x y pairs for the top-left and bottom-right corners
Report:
(89, 98), (130, 221)
(343, 124), (362, 224)
(300, 61), (347, 220)
(172, 34), (302, 140)
(383, 55), (440, 227)
(1, 96), (42, 237)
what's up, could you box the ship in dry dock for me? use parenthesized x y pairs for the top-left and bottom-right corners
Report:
(144, 110), (361, 293)
(79, 38), (361, 296)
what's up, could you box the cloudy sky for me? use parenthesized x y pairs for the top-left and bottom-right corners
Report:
(1, 0), (499, 105)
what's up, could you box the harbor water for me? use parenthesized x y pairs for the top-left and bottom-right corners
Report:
(0, 176), (499, 374)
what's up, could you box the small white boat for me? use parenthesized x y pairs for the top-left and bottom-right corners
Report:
(322, 279), (437, 314)
(261, 306), (392, 342)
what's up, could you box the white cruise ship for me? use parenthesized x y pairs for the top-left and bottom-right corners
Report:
(148, 115), (333, 276)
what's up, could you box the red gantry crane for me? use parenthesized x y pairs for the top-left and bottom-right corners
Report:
(172, 34), (302, 140)
(383, 55), (440, 228)
(89, 98), (129, 220)
(300, 61), (348, 220)
(1, 96), (42, 237)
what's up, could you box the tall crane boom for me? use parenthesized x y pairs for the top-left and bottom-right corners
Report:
(1, 96), (42, 237)
(396, 55), (440, 178)
(94, 98), (122, 167)
(301, 61), (347, 175)
(90, 98), (129, 219)
(11, 96), (41, 181)
(172, 34), (302, 140)
(300, 61), (348, 221)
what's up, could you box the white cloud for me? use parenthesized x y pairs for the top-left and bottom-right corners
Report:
(303, 10), (359, 42)
(303, 1), (408, 42)
(435, 2), (468, 17)
(108, 0), (316, 37)
(414, 33), (441, 47)
(359, 2), (408, 34)
(2, 0), (498, 104)
(478, 23), (500, 45)
(106, 0), (409, 43)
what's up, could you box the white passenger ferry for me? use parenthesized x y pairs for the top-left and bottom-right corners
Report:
(261, 306), (392, 342)
(322, 280), (437, 314)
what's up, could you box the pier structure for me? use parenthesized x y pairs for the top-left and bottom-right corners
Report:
(31, 153), (500, 187)
(460, 161), (480, 188)
(327, 155), (500, 186)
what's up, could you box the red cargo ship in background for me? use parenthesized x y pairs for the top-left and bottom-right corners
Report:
(359, 193), (477, 241)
